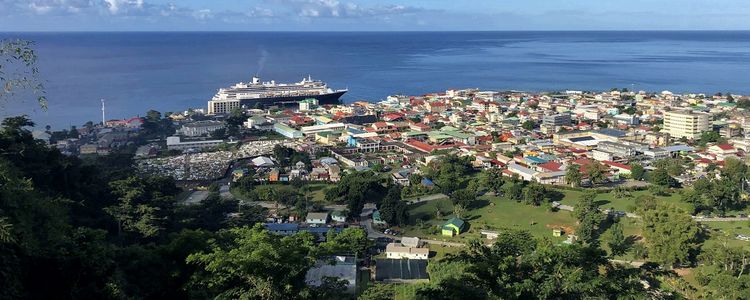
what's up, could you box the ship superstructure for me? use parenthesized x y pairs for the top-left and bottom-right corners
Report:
(207, 76), (347, 114)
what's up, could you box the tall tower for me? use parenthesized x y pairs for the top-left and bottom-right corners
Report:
(101, 99), (106, 126)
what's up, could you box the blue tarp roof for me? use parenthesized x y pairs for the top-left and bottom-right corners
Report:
(421, 178), (434, 186)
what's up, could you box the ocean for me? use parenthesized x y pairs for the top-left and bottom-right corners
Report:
(1, 31), (750, 128)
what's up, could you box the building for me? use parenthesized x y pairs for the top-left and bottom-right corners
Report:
(331, 210), (347, 223)
(179, 121), (225, 137)
(166, 136), (224, 151)
(542, 113), (571, 127)
(305, 256), (357, 293)
(264, 223), (299, 235)
(441, 218), (465, 237)
(274, 123), (303, 139)
(299, 98), (319, 111)
(375, 259), (429, 283)
(663, 110), (710, 140)
(306, 212), (330, 225)
(385, 243), (429, 260)
(301, 123), (346, 135)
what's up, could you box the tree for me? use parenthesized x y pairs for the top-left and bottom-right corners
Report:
(630, 163), (645, 181)
(359, 284), (395, 300)
(641, 204), (700, 268)
(318, 227), (370, 257)
(586, 161), (607, 185)
(0, 39), (47, 108)
(106, 176), (179, 239)
(187, 225), (317, 299)
(450, 188), (476, 208)
(503, 182), (523, 202)
(521, 120), (536, 131)
(565, 164), (582, 187)
(522, 183), (547, 206)
(605, 221), (627, 256)
(481, 168), (505, 194)
(574, 191), (603, 244)
(649, 167), (675, 187)
(442, 230), (648, 299)
(378, 186), (409, 226)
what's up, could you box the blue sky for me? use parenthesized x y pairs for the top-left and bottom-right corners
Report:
(1, 0), (748, 31)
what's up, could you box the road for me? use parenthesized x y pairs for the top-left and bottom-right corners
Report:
(183, 190), (209, 205)
(554, 202), (749, 222)
(405, 193), (449, 205)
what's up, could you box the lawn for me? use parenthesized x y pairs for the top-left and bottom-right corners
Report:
(555, 188), (690, 213)
(401, 195), (579, 243)
(700, 220), (750, 250)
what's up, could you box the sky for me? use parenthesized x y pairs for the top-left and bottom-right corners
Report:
(0, 0), (749, 31)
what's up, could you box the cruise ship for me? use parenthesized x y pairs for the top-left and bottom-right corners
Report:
(207, 76), (347, 114)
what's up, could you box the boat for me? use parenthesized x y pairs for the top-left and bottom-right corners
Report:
(207, 75), (347, 114)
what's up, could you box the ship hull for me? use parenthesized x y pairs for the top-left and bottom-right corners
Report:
(238, 90), (346, 108)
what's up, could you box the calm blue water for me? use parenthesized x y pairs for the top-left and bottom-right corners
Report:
(2, 31), (750, 128)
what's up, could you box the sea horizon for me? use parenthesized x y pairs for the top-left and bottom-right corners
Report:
(2, 30), (750, 128)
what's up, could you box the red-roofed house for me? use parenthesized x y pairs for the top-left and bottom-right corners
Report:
(601, 161), (632, 175)
(708, 144), (738, 161)
(383, 113), (405, 122)
(537, 161), (563, 172)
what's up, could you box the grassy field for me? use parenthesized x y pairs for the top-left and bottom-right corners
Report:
(554, 188), (690, 212)
(401, 196), (579, 243)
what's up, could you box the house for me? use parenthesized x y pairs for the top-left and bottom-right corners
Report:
(264, 223), (300, 235)
(385, 243), (429, 260)
(305, 256), (357, 293)
(306, 212), (330, 225)
(441, 218), (465, 237)
(708, 144), (738, 161)
(375, 259), (429, 283)
(269, 169), (280, 182)
(331, 210), (347, 223)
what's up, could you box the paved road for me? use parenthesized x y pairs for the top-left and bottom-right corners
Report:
(405, 193), (448, 205)
(694, 216), (750, 222)
(183, 190), (209, 205)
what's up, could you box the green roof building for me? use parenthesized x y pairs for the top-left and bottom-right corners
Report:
(441, 218), (466, 237)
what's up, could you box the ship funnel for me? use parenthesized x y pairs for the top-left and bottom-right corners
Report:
(252, 76), (260, 84)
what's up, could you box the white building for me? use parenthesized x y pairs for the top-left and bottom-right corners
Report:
(166, 136), (224, 151)
(385, 243), (429, 260)
(306, 212), (330, 225)
(663, 110), (710, 140)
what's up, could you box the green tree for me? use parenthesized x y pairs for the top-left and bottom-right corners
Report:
(522, 183), (547, 206)
(521, 120), (536, 131)
(0, 39), (47, 108)
(649, 167), (675, 187)
(605, 221), (627, 256)
(574, 191), (603, 244)
(630, 163), (645, 181)
(586, 161), (607, 185)
(641, 204), (700, 268)
(565, 164), (582, 187)
(379, 185), (409, 226)
(481, 168), (505, 194)
(187, 225), (317, 299)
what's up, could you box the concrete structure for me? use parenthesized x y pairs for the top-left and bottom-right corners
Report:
(663, 110), (710, 140)
(166, 136), (224, 151)
(179, 121), (225, 137)
(274, 123), (303, 139)
(542, 113), (571, 127)
(301, 123), (346, 135)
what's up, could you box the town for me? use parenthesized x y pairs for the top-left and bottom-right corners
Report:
(29, 87), (750, 298)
